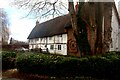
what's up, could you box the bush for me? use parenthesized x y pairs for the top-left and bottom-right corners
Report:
(2, 51), (16, 69)
(16, 52), (120, 79)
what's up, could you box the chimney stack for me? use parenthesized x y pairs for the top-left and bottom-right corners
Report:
(75, 2), (79, 14)
(36, 20), (39, 26)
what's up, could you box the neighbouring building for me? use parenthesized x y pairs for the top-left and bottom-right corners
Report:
(28, 2), (120, 56)
(118, 1), (120, 16)
(110, 3), (120, 51)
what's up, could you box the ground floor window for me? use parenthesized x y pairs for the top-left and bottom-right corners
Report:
(58, 45), (61, 50)
(50, 45), (54, 50)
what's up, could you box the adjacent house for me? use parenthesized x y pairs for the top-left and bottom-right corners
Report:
(110, 3), (120, 51)
(118, 1), (120, 16)
(28, 2), (120, 56)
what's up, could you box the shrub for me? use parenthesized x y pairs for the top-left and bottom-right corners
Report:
(2, 51), (16, 69)
(16, 52), (120, 79)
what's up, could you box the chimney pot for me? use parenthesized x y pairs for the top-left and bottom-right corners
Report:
(36, 20), (39, 25)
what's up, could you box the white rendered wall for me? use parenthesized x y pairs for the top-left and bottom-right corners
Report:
(29, 34), (67, 55)
(110, 7), (120, 51)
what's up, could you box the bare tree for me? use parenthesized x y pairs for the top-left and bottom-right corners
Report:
(13, 0), (68, 18)
(0, 8), (10, 45)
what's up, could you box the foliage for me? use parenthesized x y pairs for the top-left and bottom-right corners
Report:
(16, 52), (120, 79)
(2, 51), (16, 69)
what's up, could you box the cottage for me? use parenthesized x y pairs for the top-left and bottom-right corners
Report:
(110, 3), (120, 51)
(28, 2), (120, 56)
(27, 14), (79, 56)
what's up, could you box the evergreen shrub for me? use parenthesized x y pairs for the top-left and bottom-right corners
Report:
(16, 52), (120, 79)
(2, 51), (16, 69)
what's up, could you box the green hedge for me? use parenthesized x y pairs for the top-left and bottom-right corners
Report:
(2, 51), (16, 69)
(16, 52), (120, 79)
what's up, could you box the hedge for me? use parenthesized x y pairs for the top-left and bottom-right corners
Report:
(2, 51), (16, 69)
(16, 52), (120, 79)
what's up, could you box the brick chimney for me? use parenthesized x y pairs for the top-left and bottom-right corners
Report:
(75, 2), (79, 14)
(36, 20), (39, 26)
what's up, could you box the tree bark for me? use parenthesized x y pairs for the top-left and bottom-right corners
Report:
(68, 1), (79, 36)
(68, 1), (91, 56)
(103, 3), (112, 53)
(95, 2), (104, 54)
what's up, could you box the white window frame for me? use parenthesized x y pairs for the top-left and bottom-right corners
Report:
(50, 45), (54, 50)
(58, 45), (61, 50)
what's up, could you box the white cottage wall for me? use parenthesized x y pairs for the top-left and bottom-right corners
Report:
(29, 34), (67, 55)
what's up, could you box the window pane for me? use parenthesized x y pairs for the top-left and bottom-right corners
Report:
(49, 37), (52, 40)
(58, 45), (61, 50)
(50, 45), (54, 50)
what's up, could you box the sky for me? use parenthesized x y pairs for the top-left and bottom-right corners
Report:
(0, 0), (37, 42)
(0, 0), (120, 42)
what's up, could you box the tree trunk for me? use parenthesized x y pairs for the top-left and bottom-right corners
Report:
(68, 1), (91, 56)
(95, 2), (104, 54)
(68, 1), (79, 36)
(103, 3), (112, 53)
(68, 1), (112, 56)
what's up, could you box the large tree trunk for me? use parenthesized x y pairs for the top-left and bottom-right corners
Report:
(68, 1), (79, 36)
(68, 1), (112, 56)
(86, 2), (97, 55)
(103, 3), (112, 53)
(95, 2), (104, 54)
(68, 1), (83, 56)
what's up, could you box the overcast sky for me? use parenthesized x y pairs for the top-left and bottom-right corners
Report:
(0, 0), (120, 42)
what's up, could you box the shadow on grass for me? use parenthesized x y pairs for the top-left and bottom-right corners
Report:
(2, 69), (106, 80)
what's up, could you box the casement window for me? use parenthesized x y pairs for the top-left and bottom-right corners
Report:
(30, 40), (32, 43)
(57, 35), (62, 37)
(59, 34), (62, 37)
(49, 37), (52, 40)
(32, 45), (34, 49)
(40, 38), (42, 41)
(28, 39), (30, 43)
(50, 45), (54, 50)
(58, 45), (61, 50)
(35, 38), (39, 42)
(36, 44), (38, 48)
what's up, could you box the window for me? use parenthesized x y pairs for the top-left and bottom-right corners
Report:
(36, 44), (38, 48)
(58, 45), (61, 50)
(49, 37), (52, 40)
(32, 45), (34, 49)
(30, 39), (33, 43)
(31, 39), (33, 43)
(50, 45), (54, 50)
(28, 39), (30, 43)
(57, 35), (62, 37)
(41, 38), (42, 41)
(59, 35), (62, 37)
(35, 38), (39, 42)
